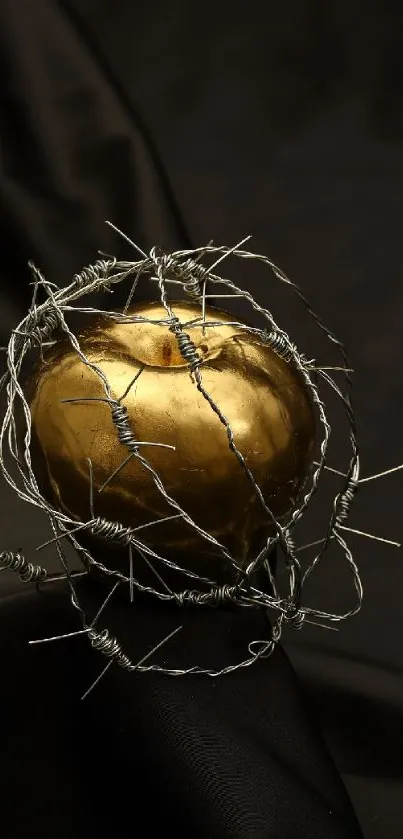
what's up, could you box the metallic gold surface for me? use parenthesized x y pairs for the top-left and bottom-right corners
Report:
(27, 301), (315, 576)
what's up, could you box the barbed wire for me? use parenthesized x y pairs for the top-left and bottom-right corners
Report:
(1, 226), (399, 697)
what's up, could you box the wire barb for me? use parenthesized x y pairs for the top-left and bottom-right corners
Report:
(0, 550), (47, 583)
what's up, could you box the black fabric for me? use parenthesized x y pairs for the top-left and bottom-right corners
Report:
(1, 2), (403, 837)
(0, 580), (361, 839)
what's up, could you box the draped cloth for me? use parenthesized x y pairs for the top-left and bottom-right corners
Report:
(2, 3), (403, 836)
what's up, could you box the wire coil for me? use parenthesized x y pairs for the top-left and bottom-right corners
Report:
(265, 331), (298, 363)
(88, 628), (132, 669)
(73, 259), (116, 290)
(169, 317), (203, 372)
(0, 551), (47, 583)
(175, 585), (239, 607)
(90, 518), (135, 547)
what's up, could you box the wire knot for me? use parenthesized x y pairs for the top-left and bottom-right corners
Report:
(88, 628), (132, 669)
(18, 305), (60, 351)
(90, 517), (135, 547)
(176, 584), (239, 607)
(110, 400), (139, 454)
(169, 317), (203, 372)
(73, 258), (116, 290)
(284, 604), (305, 630)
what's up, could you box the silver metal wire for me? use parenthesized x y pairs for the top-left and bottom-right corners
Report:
(1, 226), (399, 692)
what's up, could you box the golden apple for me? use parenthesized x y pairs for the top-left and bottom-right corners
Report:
(26, 301), (315, 582)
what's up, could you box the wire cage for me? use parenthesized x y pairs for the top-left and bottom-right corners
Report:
(0, 228), (376, 692)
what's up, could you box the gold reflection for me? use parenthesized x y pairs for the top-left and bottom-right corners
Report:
(27, 301), (315, 577)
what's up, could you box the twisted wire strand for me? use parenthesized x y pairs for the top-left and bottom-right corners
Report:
(152, 252), (299, 582)
(85, 620), (281, 681)
(158, 260), (332, 586)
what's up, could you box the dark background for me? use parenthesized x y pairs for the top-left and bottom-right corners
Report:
(1, 2), (403, 837)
